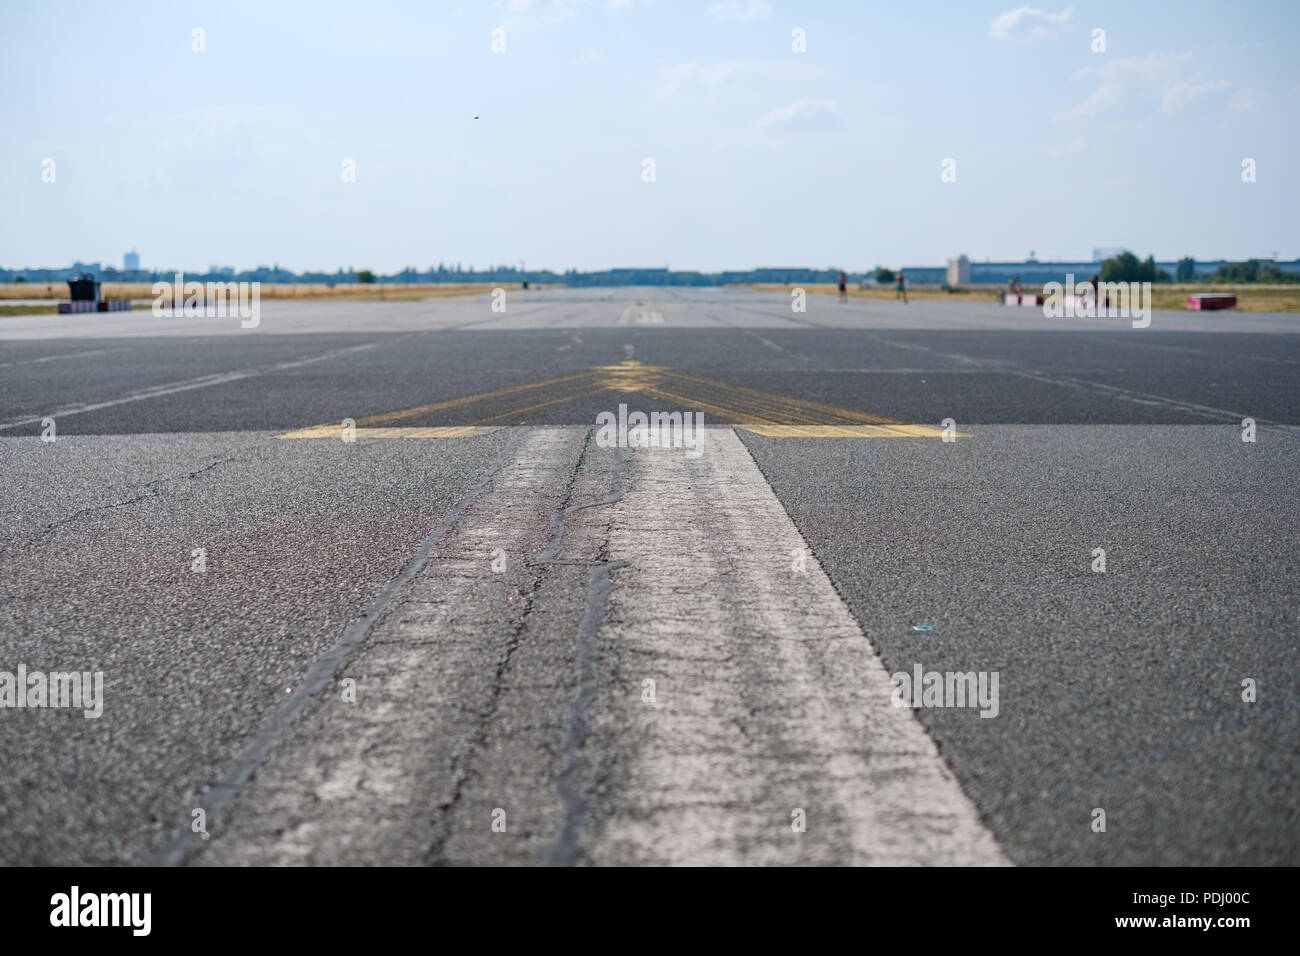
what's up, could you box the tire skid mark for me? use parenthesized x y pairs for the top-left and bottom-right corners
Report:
(539, 433), (627, 867)
(148, 427), (527, 866)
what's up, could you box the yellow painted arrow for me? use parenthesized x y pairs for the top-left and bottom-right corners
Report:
(275, 361), (967, 439)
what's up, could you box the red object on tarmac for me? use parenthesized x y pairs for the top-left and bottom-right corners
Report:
(1186, 293), (1237, 311)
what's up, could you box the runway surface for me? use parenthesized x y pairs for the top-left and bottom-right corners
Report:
(1, 287), (1296, 865)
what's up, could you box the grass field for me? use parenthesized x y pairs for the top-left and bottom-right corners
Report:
(0, 282), (517, 302)
(748, 282), (1300, 313)
(1145, 284), (1300, 313)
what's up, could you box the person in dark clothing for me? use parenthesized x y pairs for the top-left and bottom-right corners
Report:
(1088, 273), (1105, 310)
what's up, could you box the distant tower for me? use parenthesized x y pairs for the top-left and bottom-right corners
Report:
(124, 250), (140, 271)
(946, 254), (971, 286)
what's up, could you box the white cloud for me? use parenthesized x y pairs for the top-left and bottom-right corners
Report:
(500, 0), (589, 24)
(657, 59), (826, 98)
(988, 6), (1073, 41)
(1058, 81), (1123, 119)
(1229, 87), (1267, 112)
(708, 0), (773, 23)
(1049, 136), (1087, 157)
(757, 98), (840, 131)
(1162, 76), (1231, 112)
(1057, 50), (1229, 120)
(502, 0), (645, 20)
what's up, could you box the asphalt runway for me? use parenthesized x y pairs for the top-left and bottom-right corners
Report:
(0, 287), (1295, 865)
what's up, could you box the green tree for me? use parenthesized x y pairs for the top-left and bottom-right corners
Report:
(874, 266), (895, 283)
(357, 269), (376, 284)
(1175, 257), (1196, 281)
(1100, 251), (1169, 283)
(1213, 259), (1300, 284)
(1215, 260), (1261, 282)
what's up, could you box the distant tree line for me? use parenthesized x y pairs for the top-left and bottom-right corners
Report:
(4, 257), (1297, 286)
(1101, 252), (1300, 285)
(0, 264), (866, 287)
(1099, 251), (1171, 283)
(1210, 259), (1300, 283)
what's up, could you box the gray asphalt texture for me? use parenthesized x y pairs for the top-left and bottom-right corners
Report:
(741, 425), (1298, 864)
(0, 431), (512, 864)
(0, 287), (1296, 865)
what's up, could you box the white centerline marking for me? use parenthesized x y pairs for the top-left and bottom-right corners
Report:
(0, 347), (129, 369)
(0, 344), (376, 431)
(590, 428), (1008, 864)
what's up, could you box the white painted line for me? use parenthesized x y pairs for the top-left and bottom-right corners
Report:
(0, 347), (129, 369)
(0, 344), (376, 431)
(881, 336), (1300, 435)
(591, 428), (1008, 865)
(163, 425), (1007, 865)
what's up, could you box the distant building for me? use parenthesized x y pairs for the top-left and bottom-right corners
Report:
(892, 256), (1300, 285)
(900, 266), (946, 283)
(124, 250), (140, 271)
(946, 254), (971, 286)
(970, 260), (1099, 284)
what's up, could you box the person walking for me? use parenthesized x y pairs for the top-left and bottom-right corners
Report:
(837, 271), (848, 302)
(896, 270), (908, 304)
(1088, 273), (1105, 311)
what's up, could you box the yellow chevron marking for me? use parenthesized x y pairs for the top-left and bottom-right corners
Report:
(274, 362), (968, 439)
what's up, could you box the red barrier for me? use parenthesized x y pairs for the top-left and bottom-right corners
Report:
(1186, 293), (1237, 311)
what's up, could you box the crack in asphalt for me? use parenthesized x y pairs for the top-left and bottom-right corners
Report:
(423, 428), (609, 864)
(423, 561), (547, 865)
(422, 426), (628, 867)
(147, 427), (528, 866)
(540, 433), (627, 867)
(4, 455), (241, 554)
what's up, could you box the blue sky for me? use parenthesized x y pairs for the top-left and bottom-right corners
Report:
(2, 0), (1296, 273)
